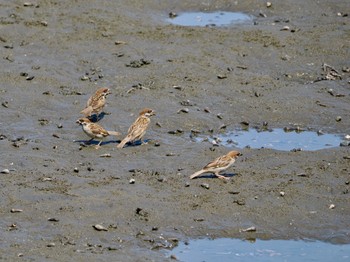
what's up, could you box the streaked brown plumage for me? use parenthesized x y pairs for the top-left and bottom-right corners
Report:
(76, 117), (120, 148)
(190, 151), (242, 180)
(117, 108), (155, 148)
(80, 87), (110, 118)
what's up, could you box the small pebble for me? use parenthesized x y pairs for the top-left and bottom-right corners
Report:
(169, 12), (178, 18)
(280, 191), (285, 197)
(329, 204), (335, 209)
(336, 116), (342, 122)
(1, 169), (10, 174)
(10, 208), (23, 213)
(81, 75), (89, 81)
(48, 218), (59, 222)
(47, 243), (55, 247)
(266, 2), (272, 7)
(201, 183), (210, 189)
(73, 167), (79, 173)
(177, 108), (189, 114)
(129, 178), (135, 184)
(93, 224), (108, 231)
(217, 74), (227, 79)
(241, 226), (256, 232)
(99, 153), (111, 158)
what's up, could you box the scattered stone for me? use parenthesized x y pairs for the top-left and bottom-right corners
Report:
(280, 191), (285, 197)
(26, 76), (34, 81)
(52, 133), (60, 138)
(217, 74), (227, 79)
(217, 113), (223, 119)
(343, 156), (350, 159)
(125, 58), (151, 68)
(340, 141), (350, 147)
(10, 208), (23, 213)
(342, 66), (350, 73)
(169, 12), (178, 18)
(177, 108), (189, 114)
(81, 75), (89, 81)
(129, 178), (135, 184)
(194, 218), (204, 222)
(201, 183), (210, 189)
(100, 153), (111, 158)
(336, 116), (342, 122)
(180, 100), (194, 106)
(47, 243), (55, 247)
(2, 101), (9, 108)
(73, 167), (79, 173)
(281, 26), (290, 31)
(241, 226), (256, 232)
(48, 218), (59, 222)
(57, 123), (63, 128)
(115, 40), (126, 45)
(1, 169), (10, 174)
(93, 224), (108, 231)
(329, 204), (335, 209)
(266, 2), (272, 7)
(323, 63), (342, 80)
(204, 107), (211, 113)
(173, 85), (183, 90)
(233, 199), (245, 205)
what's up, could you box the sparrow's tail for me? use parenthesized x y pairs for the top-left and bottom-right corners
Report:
(190, 169), (206, 179)
(117, 137), (129, 149)
(107, 131), (120, 136)
(80, 106), (93, 117)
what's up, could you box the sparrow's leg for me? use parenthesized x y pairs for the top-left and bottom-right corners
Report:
(86, 138), (94, 145)
(215, 172), (230, 181)
(95, 140), (103, 149)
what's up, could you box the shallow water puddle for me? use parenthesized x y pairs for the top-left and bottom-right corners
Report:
(167, 11), (253, 27)
(195, 128), (344, 151)
(169, 238), (350, 262)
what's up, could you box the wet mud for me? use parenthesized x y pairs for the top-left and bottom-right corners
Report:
(0, 0), (349, 261)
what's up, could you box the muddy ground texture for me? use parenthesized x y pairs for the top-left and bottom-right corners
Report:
(1, 0), (350, 261)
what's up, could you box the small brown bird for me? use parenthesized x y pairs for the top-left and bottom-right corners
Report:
(80, 87), (111, 118)
(117, 108), (155, 149)
(76, 117), (120, 149)
(190, 151), (242, 180)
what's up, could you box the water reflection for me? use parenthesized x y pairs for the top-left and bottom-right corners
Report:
(170, 238), (350, 262)
(195, 128), (344, 151)
(167, 11), (253, 27)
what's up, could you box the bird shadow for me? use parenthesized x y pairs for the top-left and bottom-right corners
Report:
(88, 112), (109, 123)
(194, 172), (237, 180)
(74, 139), (121, 146)
(122, 139), (151, 148)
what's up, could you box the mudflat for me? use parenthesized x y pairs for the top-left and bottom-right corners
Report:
(1, 0), (349, 261)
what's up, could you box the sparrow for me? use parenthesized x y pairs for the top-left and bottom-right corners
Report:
(117, 108), (155, 148)
(76, 117), (120, 148)
(80, 87), (111, 119)
(190, 151), (242, 180)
